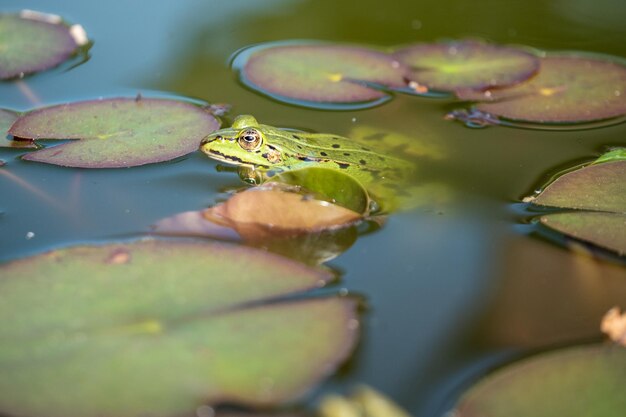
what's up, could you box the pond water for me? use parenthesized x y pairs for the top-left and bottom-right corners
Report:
(1, 0), (625, 416)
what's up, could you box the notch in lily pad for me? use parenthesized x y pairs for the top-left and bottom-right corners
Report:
(456, 54), (626, 126)
(9, 97), (221, 168)
(235, 41), (411, 109)
(0, 239), (360, 417)
(393, 40), (540, 93)
(525, 149), (626, 255)
(0, 10), (89, 80)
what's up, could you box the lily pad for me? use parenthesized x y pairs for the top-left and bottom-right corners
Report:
(0, 11), (87, 80)
(453, 344), (626, 417)
(0, 240), (359, 417)
(270, 167), (371, 214)
(393, 40), (539, 92)
(238, 43), (410, 109)
(0, 108), (35, 148)
(9, 97), (220, 167)
(203, 181), (363, 237)
(526, 150), (626, 255)
(458, 55), (626, 124)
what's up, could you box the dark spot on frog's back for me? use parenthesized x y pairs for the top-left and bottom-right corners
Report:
(332, 143), (340, 149)
(359, 159), (367, 165)
(320, 151), (328, 156)
(293, 134), (302, 140)
(343, 152), (351, 156)
(337, 162), (350, 169)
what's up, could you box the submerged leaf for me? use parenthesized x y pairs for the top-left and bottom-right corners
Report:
(0, 11), (87, 79)
(0, 108), (35, 148)
(453, 344), (626, 417)
(393, 40), (539, 92)
(459, 55), (626, 124)
(9, 98), (220, 167)
(526, 151), (626, 255)
(0, 240), (359, 417)
(239, 43), (409, 109)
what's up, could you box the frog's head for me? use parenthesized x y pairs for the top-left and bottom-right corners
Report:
(200, 115), (283, 168)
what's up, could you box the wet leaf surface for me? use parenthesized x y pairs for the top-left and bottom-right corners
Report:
(0, 108), (35, 148)
(0, 240), (359, 417)
(203, 182), (363, 237)
(393, 40), (539, 92)
(453, 344), (626, 417)
(239, 43), (409, 108)
(526, 151), (626, 255)
(0, 11), (86, 79)
(458, 55), (626, 123)
(9, 98), (220, 167)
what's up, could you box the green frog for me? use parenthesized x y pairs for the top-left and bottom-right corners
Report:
(200, 115), (416, 212)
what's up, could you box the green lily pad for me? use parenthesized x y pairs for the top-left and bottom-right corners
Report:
(0, 108), (35, 148)
(271, 167), (370, 215)
(0, 11), (87, 80)
(9, 98), (220, 167)
(393, 40), (539, 92)
(526, 150), (626, 255)
(453, 344), (626, 417)
(238, 42), (409, 109)
(0, 239), (359, 417)
(458, 55), (626, 124)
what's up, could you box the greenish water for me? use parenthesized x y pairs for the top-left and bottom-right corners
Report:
(1, 0), (625, 416)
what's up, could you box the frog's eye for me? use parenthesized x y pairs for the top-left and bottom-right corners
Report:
(238, 129), (262, 151)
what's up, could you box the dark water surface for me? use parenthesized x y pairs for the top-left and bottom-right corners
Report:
(1, 0), (626, 415)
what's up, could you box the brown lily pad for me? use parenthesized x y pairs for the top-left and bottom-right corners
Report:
(238, 42), (410, 109)
(458, 55), (626, 124)
(9, 97), (220, 168)
(393, 40), (539, 92)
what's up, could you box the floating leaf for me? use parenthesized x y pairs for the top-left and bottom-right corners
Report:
(539, 212), (626, 255)
(453, 344), (626, 417)
(270, 167), (370, 214)
(0, 108), (35, 148)
(458, 55), (626, 124)
(601, 307), (626, 346)
(393, 40), (539, 92)
(9, 98), (220, 167)
(526, 151), (626, 254)
(238, 43), (409, 109)
(0, 240), (359, 417)
(0, 11), (87, 80)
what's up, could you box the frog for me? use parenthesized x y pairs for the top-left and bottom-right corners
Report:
(200, 115), (416, 212)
